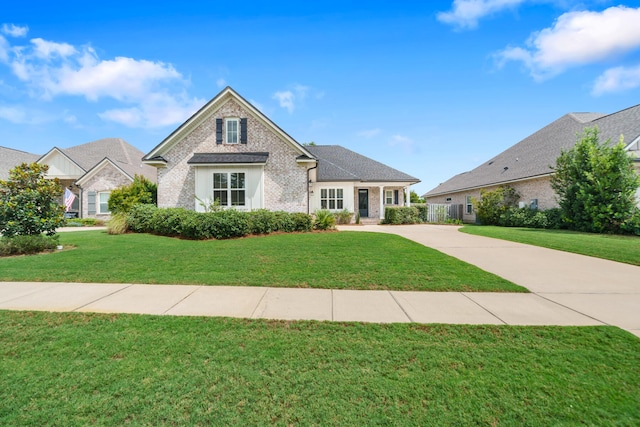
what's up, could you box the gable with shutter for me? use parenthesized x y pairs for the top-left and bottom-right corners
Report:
(240, 118), (247, 144)
(216, 119), (223, 144)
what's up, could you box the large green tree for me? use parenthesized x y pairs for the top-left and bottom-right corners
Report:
(550, 127), (640, 234)
(0, 163), (65, 237)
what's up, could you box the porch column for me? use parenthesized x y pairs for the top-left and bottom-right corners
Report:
(379, 186), (385, 219)
(405, 186), (410, 207)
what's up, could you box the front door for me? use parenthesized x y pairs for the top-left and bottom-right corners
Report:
(358, 189), (369, 217)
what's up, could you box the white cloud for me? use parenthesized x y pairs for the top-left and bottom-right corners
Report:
(0, 35), (8, 62)
(273, 90), (295, 113)
(272, 84), (317, 113)
(0, 104), (57, 125)
(357, 128), (381, 138)
(496, 6), (640, 79)
(216, 78), (227, 88)
(1, 24), (28, 38)
(389, 134), (415, 153)
(438, 0), (525, 29)
(592, 64), (640, 95)
(0, 33), (204, 128)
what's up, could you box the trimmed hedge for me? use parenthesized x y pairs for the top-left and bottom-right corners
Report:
(126, 205), (313, 239)
(383, 206), (420, 225)
(0, 234), (60, 256)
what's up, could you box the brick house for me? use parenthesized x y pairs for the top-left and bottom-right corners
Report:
(143, 86), (419, 220)
(424, 104), (640, 223)
(37, 139), (157, 219)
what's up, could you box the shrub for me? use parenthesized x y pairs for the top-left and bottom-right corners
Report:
(206, 210), (250, 239)
(313, 209), (336, 230)
(126, 204), (158, 233)
(108, 175), (157, 214)
(414, 204), (429, 222)
(0, 234), (59, 256)
(334, 209), (354, 225)
(247, 209), (278, 235)
(473, 186), (520, 225)
(383, 206), (420, 224)
(290, 212), (313, 232)
(107, 213), (129, 235)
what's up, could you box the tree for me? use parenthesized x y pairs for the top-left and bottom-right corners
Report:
(108, 175), (158, 214)
(473, 186), (520, 225)
(550, 127), (640, 234)
(410, 191), (425, 204)
(0, 163), (65, 237)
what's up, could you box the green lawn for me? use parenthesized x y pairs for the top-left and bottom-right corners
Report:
(461, 225), (640, 266)
(1, 311), (638, 426)
(0, 230), (525, 292)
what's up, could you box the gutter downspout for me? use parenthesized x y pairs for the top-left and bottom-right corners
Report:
(307, 164), (318, 215)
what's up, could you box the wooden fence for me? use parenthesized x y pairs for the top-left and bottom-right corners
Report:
(422, 204), (463, 223)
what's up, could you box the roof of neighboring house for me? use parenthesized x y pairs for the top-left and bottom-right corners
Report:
(43, 138), (157, 182)
(0, 146), (40, 180)
(425, 104), (640, 197)
(307, 145), (420, 183)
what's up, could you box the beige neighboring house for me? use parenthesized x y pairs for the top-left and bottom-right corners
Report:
(0, 146), (41, 180)
(424, 104), (640, 223)
(37, 138), (157, 219)
(142, 86), (419, 220)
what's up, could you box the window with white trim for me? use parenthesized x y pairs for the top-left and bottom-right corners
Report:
(466, 195), (473, 214)
(385, 190), (393, 205)
(213, 172), (245, 207)
(226, 118), (239, 144)
(320, 188), (343, 210)
(98, 192), (111, 214)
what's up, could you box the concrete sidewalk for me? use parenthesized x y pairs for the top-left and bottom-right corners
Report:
(1, 224), (638, 338)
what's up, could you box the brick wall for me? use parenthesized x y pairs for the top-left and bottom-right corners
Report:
(80, 164), (132, 219)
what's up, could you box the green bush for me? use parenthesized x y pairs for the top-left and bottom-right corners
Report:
(150, 208), (192, 237)
(313, 210), (336, 230)
(247, 209), (279, 235)
(126, 204), (158, 233)
(290, 212), (313, 232)
(108, 175), (157, 214)
(414, 204), (429, 222)
(383, 206), (420, 224)
(334, 209), (354, 225)
(0, 234), (60, 256)
(107, 213), (129, 235)
(473, 186), (520, 225)
(65, 218), (102, 227)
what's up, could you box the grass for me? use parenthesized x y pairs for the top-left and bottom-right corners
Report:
(460, 225), (640, 266)
(1, 311), (638, 426)
(0, 230), (525, 292)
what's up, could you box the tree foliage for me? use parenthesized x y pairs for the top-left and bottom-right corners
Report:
(410, 191), (425, 204)
(473, 186), (520, 225)
(108, 175), (158, 214)
(550, 127), (640, 234)
(0, 162), (65, 237)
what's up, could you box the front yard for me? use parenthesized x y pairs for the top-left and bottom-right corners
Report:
(0, 230), (525, 292)
(1, 311), (638, 425)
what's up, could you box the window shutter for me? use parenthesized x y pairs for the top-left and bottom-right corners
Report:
(88, 191), (96, 215)
(216, 119), (223, 144)
(240, 118), (247, 144)
(394, 190), (399, 205)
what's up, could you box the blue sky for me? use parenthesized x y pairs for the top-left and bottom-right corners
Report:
(2, 1), (640, 195)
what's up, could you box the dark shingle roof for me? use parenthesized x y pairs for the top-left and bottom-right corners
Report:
(188, 152), (269, 164)
(306, 145), (419, 183)
(60, 138), (157, 182)
(425, 104), (640, 197)
(0, 146), (40, 180)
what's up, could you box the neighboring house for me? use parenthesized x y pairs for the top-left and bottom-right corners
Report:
(0, 146), (40, 181)
(424, 104), (640, 223)
(143, 86), (419, 220)
(37, 138), (157, 219)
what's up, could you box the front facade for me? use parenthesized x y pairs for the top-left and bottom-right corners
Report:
(37, 138), (157, 219)
(144, 87), (419, 220)
(425, 105), (640, 222)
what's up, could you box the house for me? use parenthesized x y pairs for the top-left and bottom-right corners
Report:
(37, 138), (157, 219)
(424, 104), (640, 223)
(0, 146), (40, 181)
(143, 86), (419, 220)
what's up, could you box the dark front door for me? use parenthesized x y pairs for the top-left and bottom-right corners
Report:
(358, 189), (369, 217)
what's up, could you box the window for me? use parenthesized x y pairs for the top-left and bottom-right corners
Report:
(226, 118), (239, 144)
(385, 190), (393, 205)
(320, 188), (343, 210)
(98, 192), (111, 214)
(466, 195), (472, 214)
(213, 172), (245, 207)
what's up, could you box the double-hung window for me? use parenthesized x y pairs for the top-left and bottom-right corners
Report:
(385, 190), (393, 205)
(98, 192), (111, 214)
(320, 188), (343, 210)
(226, 118), (239, 144)
(213, 172), (245, 207)
(466, 195), (473, 214)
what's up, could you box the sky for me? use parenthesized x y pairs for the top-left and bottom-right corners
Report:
(2, 1), (640, 196)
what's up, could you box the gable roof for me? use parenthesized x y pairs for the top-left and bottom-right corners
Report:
(425, 104), (640, 197)
(0, 146), (41, 181)
(38, 138), (156, 183)
(143, 86), (315, 163)
(307, 145), (420, 183)
(76, 157), (136, 187)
